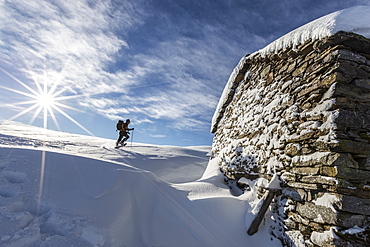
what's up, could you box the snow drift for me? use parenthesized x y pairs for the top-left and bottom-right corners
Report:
(0, 122), (282, 246)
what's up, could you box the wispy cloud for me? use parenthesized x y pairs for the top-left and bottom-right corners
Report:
(0, 0), (249, 135)
(0, 0), (141, 90)
(149, 134), (166, 138)
(112, 34), (236, 130)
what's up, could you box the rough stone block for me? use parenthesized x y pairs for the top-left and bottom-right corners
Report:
(334, 195), (370, 216)
(337, 49), (367, 64)
(291, 152), (358, 171)
(320, 72), (338, 86)
(281, 172), (296, 181)
(339, 214), (367, 228)
(297, 202), (337, 225)
(298, 223), (311, 235)
(297, 79), (324, 97)
(320, 166), (338, 177)
(282, 187), (303, 201)
(335, 83), (370, 102)
(331, 153), (359, 169)
(291, 167), (320, 176)
(299, 41), (314, 56)
(333, 139), (370, 155)
(306, 60), (332, 76)
(260, 65), (271, 78)
(291, 152), (332, 167)
(300, 175), (338, 185)
(336, 166), (370, 182)
(308, 222), (325, 232)
(287, 181), (318, 190)
(292, 62), (308, 77)
(354, 78), (370, 89)
(334, 60), (359, 77)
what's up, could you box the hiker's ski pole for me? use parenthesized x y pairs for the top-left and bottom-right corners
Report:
(131, 129), (134, 147)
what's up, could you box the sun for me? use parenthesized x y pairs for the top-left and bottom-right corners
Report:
(0, 67), (93, 135)
(0, 67), (96, 216)
(37, 92), (55, 108)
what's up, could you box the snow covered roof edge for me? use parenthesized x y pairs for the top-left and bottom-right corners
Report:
(251, 5), (370, 58)
(211, 55), (248, 133)
(211, 5), (370, 133)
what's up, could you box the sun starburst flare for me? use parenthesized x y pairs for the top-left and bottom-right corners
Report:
(0, 67), (96, 216)
(0, 67), (94, 135)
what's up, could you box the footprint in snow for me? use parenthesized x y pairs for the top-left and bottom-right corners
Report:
(0, 187), (17, 197)
(0, 160), (9, 171)
(2, 171), (28, 184)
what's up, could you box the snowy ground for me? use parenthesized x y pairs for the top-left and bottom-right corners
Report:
(0, 121), (281, 247)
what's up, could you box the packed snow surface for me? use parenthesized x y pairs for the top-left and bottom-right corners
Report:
(212, 5), (370, 131)
(0, 121), (282, 247)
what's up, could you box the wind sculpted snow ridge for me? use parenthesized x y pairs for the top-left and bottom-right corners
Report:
(0, 121), (282, 247)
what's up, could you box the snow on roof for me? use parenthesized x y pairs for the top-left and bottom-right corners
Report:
(252, 5), (370, 58)
(211, 5), (370, 133)
(211, 55), (247, 133)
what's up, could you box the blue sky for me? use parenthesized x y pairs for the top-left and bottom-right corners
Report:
(0, 0), (369, 146)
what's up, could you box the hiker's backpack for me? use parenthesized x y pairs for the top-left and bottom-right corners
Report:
(116, 120), (124, 131)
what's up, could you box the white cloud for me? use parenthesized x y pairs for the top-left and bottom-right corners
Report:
(149, 134), (166, 138)
(115, 34), (234, 130)
(0, 0), (239, 132)
(0, 0), (140, 91)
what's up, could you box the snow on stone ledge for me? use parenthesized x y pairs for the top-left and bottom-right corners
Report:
(211, 55), (247, 133)
(211, 5), (370, 133)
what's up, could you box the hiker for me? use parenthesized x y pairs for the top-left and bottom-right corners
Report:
(116, 119), (134, 146)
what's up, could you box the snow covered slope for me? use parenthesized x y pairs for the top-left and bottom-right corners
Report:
(0, 121), (282, 246)
(0, 121), (210, 183)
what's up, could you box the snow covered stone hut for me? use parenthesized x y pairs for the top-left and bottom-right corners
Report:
(210, 6), (370, 246)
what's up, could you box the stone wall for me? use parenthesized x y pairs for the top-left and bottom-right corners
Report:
(210, 32), (370, 246)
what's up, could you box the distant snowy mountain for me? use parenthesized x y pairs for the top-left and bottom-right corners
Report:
(0, 121), (281, 247)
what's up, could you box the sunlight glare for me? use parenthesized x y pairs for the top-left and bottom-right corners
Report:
(0, 68), (95, 219)
(37, 92), (55, 108)
(0, 67), (93, 135)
